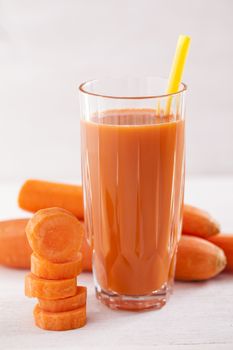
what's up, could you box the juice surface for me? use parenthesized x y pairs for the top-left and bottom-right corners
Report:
(81, 109), (184, 295)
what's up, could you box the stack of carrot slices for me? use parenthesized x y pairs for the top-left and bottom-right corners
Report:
(24, 207), (86, 331)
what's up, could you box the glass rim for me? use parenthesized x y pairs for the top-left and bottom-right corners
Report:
(79, 77), (187, 100)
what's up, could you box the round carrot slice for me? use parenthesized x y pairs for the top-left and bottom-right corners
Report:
(26, 207), (84, 263)
(38, 286), (87, 312)
(33, 304), (86, 331)
(31, 253), (82, 280)
(25, 273), (77, 300)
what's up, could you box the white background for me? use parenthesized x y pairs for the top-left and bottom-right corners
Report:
(0, 0), (233, 182)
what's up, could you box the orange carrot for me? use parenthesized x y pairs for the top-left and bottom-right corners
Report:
(33, 304), (86, 331)
(0, 218), (32, 269)
(182, 204), (220, 238)
(18, 179), (84, 219)
(208, 234), (233, 272)
(26, 207), (84, 263)
(175, 235), (226, 281)
(38, 286), (87, 313)
(31, 253), (82, 279)
(25, 273), (77, 299)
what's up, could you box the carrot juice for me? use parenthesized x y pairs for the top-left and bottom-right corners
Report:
(79, 77), (186, 310)
(81, 108), (185, 303)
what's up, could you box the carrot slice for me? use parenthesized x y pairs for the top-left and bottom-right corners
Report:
(38, 286), (87, 312)
(33, 304), (86, 331)
(25, 273), (77, 300)
(18, 179), (84, 219)
(26, 207), (84, 263)
(31, 253), (82, 279)
(0, 218), (32, 269)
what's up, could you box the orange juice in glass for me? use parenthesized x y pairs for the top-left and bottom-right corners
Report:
(79, 77), (186, 310)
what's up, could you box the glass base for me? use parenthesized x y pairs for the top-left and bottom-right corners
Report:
(95, 283), (170, 311)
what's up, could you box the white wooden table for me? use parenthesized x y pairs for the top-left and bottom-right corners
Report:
(0, 177), (233, 350)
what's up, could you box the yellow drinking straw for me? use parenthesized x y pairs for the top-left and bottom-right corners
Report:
(165, 34), (191, 115)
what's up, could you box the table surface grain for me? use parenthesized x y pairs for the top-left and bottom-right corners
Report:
(0, 177), (233, 350)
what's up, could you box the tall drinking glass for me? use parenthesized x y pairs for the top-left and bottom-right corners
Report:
(79, 77), (186, 310)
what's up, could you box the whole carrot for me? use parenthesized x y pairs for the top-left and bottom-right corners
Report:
(175, 235), (226, 281)
(182, 204), (220, 238)
(0, 218), (32, 269)
(18, 179), (84, 219)
(208, 234), (233, 272)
